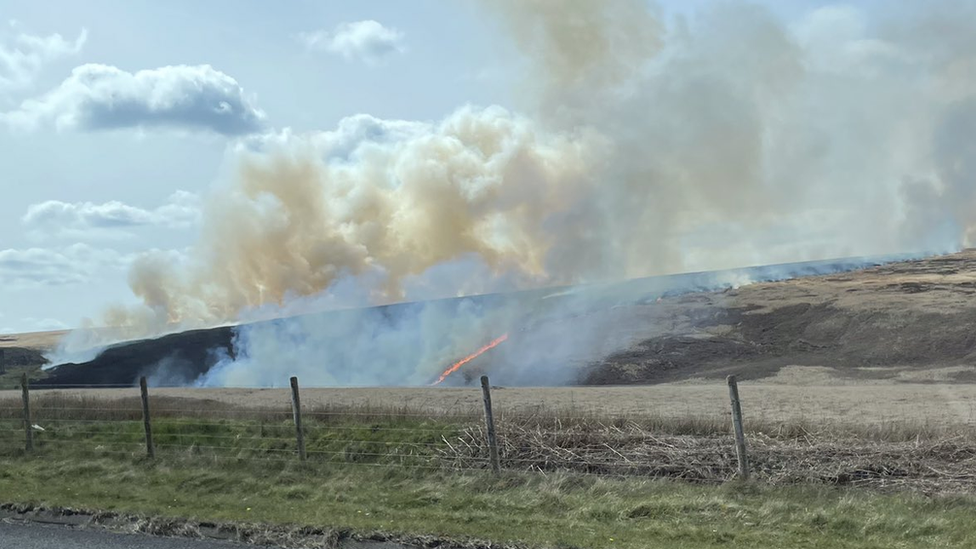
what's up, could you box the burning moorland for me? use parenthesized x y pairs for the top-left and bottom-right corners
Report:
(9, 2), (976, 547)
(9, 0), (976, 391)
(14, 249), (976, 390)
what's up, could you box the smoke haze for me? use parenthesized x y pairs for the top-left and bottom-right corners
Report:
(51, 1), (976, 386)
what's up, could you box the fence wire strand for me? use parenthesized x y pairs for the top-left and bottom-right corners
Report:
(8, 379), (976, 492)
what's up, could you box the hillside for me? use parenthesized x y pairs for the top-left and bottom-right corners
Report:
(28, 250), (976, 388)
(587, 250), (976, 385)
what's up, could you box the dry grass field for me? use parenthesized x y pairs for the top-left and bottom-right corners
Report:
(0, 330), (67, 350)
(3, 379), (976, 547)
(3, 381), (976, 494)
(3, 376), (976, 426)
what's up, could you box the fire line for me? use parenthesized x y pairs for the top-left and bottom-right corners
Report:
(431, 333), (509, 386)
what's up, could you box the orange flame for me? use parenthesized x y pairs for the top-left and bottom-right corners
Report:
(431, 333), (509, 386)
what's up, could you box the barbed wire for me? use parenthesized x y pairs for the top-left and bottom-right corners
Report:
(8, 381), (976, 492)
(22, 438), (732, 466)
(0, 405), (474, 415)
(5, 384), (136, 389)
(0, 403), (724, 421)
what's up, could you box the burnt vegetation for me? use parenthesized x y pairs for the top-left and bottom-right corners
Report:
(586, 250), (976, 385)
(29, 251), (976, 388)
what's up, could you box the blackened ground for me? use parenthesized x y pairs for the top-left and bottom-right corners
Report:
(0, 347), (47, 368)
(34, 328), (234, 388)
(33, 250), (976, 387)
(584, 251), (976, 384)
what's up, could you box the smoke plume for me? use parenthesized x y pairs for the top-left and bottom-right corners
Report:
(53, 1), (976, 385)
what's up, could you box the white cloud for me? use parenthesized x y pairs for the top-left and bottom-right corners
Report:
(300, 20), (404, 64)
(0, 21), (87, 92)
(236, 113), (430, 160)
(0, 244), (130, 288)
(1, 64), (267, 135)
(22, 190), (201, 239)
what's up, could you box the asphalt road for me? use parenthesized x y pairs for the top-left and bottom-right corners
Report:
(0, 521), (259, 548)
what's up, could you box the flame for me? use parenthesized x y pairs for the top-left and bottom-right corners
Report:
(431, 333), (509, 386)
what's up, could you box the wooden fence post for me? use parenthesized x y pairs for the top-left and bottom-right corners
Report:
(480, 375), (500, 474)
(290, 376), (306, 461)
(140, 377), (155, 459)
(0, 348), (6, 375)
(727, 375), (749, 480)
(21, 373), (32, 453)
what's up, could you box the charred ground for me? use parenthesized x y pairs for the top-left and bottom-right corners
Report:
(585, 251), (976, 384)
(14, 250), (976, 387)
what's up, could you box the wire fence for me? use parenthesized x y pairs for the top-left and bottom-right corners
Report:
(0, 374), (746, 481)
(4, 375), (976, 492)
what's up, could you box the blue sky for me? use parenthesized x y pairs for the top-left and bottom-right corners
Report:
(0, 1), (938, 333)
(0, 0), (520, 332)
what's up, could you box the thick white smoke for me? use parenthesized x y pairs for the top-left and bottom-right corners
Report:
(53, 1), (976, 385)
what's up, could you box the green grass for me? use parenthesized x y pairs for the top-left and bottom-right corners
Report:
(0, 413), (461, 468)
(2, 399), (976, 548)
(1, 454), (974, 548)
(1, 433), (975, 547)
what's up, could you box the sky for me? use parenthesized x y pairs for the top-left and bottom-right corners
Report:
(0, 0), (923, 334)
(0, 0), (521, 333)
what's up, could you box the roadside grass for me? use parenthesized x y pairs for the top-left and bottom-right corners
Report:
(0, 411), (463, 468)
(1, 449), (975, 548)
(0, 402), (976, 549)
(1, 394), (976, 547)
(4, 393), (976, 490)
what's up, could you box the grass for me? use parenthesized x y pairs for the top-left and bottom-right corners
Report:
(0, 399), (464, 470)
(1, 450), (975, 548)
(6, 390), (976, 441)
(4, 392), (976, 490)
(1, 393), (976, 547)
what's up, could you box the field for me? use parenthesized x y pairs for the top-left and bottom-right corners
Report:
(5, 252), (976, 546)
(3, 381), (976, 490)
(0, 329), (67, 350)
(4, 379), (976, 424)
(2, 386), (976, 547)
(2, 382), (976, 547)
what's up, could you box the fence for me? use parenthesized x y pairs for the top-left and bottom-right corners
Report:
(0, 374), (754, 482)
(4, 375), (976, 492)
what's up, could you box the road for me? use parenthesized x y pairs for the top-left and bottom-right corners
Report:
(0, 521), (258, 548)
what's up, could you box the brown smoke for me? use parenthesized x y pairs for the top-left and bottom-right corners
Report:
(116, 106), (603, 331)
(490, 0), (662, 121)
(91, 0), (976, 338)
